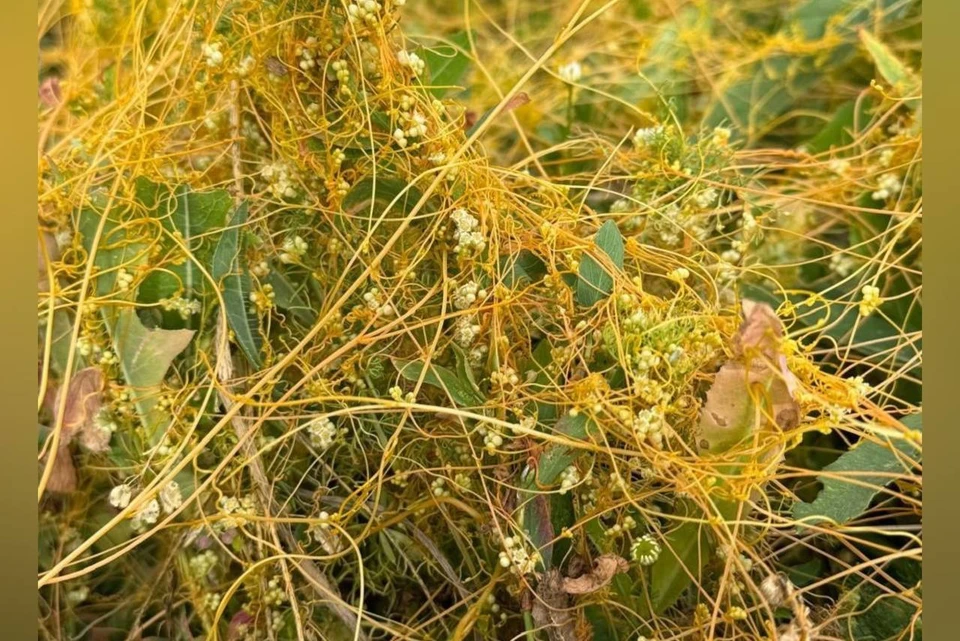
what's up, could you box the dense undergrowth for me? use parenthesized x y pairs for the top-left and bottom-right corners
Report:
(38, 1), (921, 640)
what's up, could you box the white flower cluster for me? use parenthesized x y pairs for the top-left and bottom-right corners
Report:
(626, 407), (666, 448)
(452, 281), (485, 310)
(296, 38), (318, 71)
(218, 495), (257, 529)
(131, 498), (161, 531)
(558, 60), (582, 83)
(280, 235), (308, 264)
(859, 284), (881, 317)
(201, 42), (224, 68)
(237, 55), (256, 77)
(116, 267), (135, 291)
(159, 480), (183, 513)
(109, 484), (132, 509)
(347, 0), (383, 25)
(431, 477), (451, 497)
(331, 59), (351, 96)
(558, 465), (580, 494)
(264, 576), (288, 607)
(397, 49), (425, 76)
(633, 125), (665, 147)
(454, 315), (482, 347)
(872, 172), (902, 200)
(362, 287), (396, 316)
(603, 514), (637, 537)
(393, 110), (427, 148)
(498, 536), (539, 575)
(304, 416), (339, 451)
(249, 283), (275, 311)
(389, 385), (416, 403)
(669, 267), (690, 281)
(261, 161), (298, 199)
(159, 295), (202, 319)
(189, 550), (218, 579)
(630, 533), (662, 566)
(480, 426), (504, 453)
(490, 366), (519, 388)
(694, 187), (719, 210)
(451, 208), (486, 255)
(829, 252), (857, 277)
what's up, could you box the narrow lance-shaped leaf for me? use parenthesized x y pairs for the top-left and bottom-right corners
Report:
(212, 202), (262, 367)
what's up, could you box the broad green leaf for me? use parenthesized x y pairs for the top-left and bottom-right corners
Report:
(577, 220), (625, 307)
(806, 98), (875, 154)
(109, 308), (194, 443)
(136, 181), (231, 304)
(499, 250), (547, 288)
(646, 498), (737, 615)
(537, 413), (593, 485)
(842, 558), (922, 641)
(77, 207), (148, 297)
(265, 270), (318, 325)
(343, 177), (425, 218)
(422, 31), (473, 97)
(702, 56), (821, 143)
(392, 358), (484, 407)
(793, 414), (922, 526)
(212, 202), (262, 367)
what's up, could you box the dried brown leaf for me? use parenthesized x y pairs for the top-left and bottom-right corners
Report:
(562, 554), (630, 594)
(44, 447), (77, 494)
(53, 367), (104, 446)
(698, 300), (800, 453)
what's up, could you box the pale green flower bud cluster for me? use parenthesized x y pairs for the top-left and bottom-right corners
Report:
(498, 536), (539, 575)
(305, 416), (339, 451)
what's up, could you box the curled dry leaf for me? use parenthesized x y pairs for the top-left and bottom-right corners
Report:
(44, 447), (77, 494)
(698, 300), (800, 453)
(562, 554), (630, 594)
(39, 76), (62, 108)
(53, 367), (111, 452)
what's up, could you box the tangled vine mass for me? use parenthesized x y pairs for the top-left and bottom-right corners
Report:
(38, 1), (921, 640)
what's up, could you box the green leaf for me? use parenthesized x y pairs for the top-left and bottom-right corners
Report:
(860, 30), (920, 95)
(793, 415), (921, 526)
(212, 202), (262, 367)
(537, 413), (592, 485)
(392, 358), (484, 407)
(422, 31), (473, 97)
(646, 499), (737, 614)
(806, 98), (875, 154)
(77, 207), (148, 297)
(108, 308), (195, 443)
(450, 343), (481, 399)
(342, 177), (425, 218)
(499, 250), (547, 288)
(577, 220), (625, 307)
(265, 270), (318, 325)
